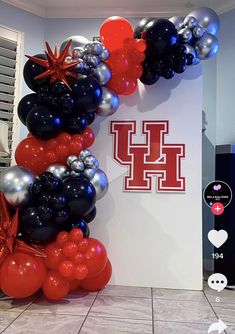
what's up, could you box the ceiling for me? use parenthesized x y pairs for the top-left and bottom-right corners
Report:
(2, 0), (235, 18)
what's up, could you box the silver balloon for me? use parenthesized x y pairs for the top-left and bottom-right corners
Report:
(47, 164), (70, 180)
(67, 155), (79, 166)
(90, 169), (109, 200)
(0, 166), (35, 207)
(74, 59), (84, 72)
(65, 56), (74, 64)
(169, 16), (184, 31)
(90, 42), (103, 56)
(70, 171), (80, 178)
(186, 7), (220, 36)
(90, 62), (111, 86)
(193, 25), (205, 38)
(60, 35), (89, 53)
(71, 159), (85, 172)
(84, 43), (92, 54)
(72, 47), (85, 59)
(183, 16), (197, 29)
(195, 33), (219, 60)
(96, 88), (119, 117)
(85, 54), (100, 67)
(83, 168), (96, 180)
(184, 44), (200, 65)
(99, 47), (110, 61)
(179, 28), (192, 43)
(83, 155), (97, 168)
(79, 149), (92, 161)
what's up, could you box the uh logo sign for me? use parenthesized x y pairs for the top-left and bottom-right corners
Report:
(110, 120), (185, 192)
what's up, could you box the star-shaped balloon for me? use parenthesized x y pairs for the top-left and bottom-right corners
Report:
(26, 40), (78, 89)
(0, 192), (45, 265)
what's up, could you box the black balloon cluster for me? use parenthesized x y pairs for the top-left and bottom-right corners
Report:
(20, 172), (97, 244)
(18, 56), (102, 140)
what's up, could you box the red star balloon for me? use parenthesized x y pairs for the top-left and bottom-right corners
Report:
(26, 40), (78, 89)
(0, 192), (45, 265)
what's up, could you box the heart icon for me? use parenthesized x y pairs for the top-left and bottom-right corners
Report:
(208, 230), (228, 248)
(213, 184), (221, 191)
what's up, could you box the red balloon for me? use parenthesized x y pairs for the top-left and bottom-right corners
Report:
(128, 63), (143, 80)
(44, 242), (66, 270)
(80, 259), (112, 291)
(82, 127), (95, 148)
(107, 49), (129, 74)
(69, 140), (83, 155)
(134, 39), (147, 52)
(43, 271), (69, 300)
(108, 74), (129, 95)
(123, 79), (137, 95)
(84, 238), (107, 278)
(128, 49), (145, 64)
(0, 252), (46, 298)
(100, 16), (134, 51)
(69, 279), (80, 291)
(59, 260), (75, 278)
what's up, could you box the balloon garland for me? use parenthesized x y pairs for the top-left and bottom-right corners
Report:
(0, 7), (219, 301)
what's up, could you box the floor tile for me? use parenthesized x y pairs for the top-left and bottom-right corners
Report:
(89, 295), (152, 320)
(27, 292), (96, 316)
(153, 288), (206, 302)
(80, 316), (152, 334)
(0, 311), (20, 332)
(153, 299), (216, 324)
(205, 288), (235, 304)
(212, 302), (235, 324)
(0, 295), (36, 312)
(99, 285), (151, 299)
(154, 320), (210, 333)
(3, 313), (85, 334)
(226, 324), (235, 333)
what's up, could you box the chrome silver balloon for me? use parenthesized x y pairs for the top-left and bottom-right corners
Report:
(193, 25), (205, 38)
(70, 171), (80, 178)
(85, 54), (100, 68)
(90, 169), (109, 200)
(65, 56), (74, 64)
(72, 47), (85, 59)
(79, 149), (92, 161)
(96, 88), (119, 117)
(169, 16), (184, 31)
(183, 16), (197, 29)
(0, 166), (36, 207)
(67, 155), (79, 166)
(90, 41), (103, 56)
(99, 47), (110, 61)
(74, 59), (84, 72)
(83, 155), (97, 168)
(184, 44), (201, 65)
(47, 164), (70, 180)
(90, 62), (111, 86)
(83, 168), (96, 180)
(60, 35), (89, 53)
(195, 33), (219, 60)
(84, 43), (92, 54)
(179, 28), (193, 43)
(71, 159), (85, 172)
(186, 7), (220, 36)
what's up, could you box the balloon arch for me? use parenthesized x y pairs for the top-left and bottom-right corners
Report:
(0, 8), (219, 301)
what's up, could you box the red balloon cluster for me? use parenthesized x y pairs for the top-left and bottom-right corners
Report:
(100, 16), (146, 95)
(15, 128), (95, 174)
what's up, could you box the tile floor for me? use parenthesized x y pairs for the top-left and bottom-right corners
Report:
(0, 285), (234, 333)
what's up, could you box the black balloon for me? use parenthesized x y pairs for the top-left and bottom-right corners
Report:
(50, 194), (66, 209)
(38, 205), (53, 222)
(53, 209), (70, 225)
(143, 19), (178, 55)
(63, 111), (87, 134)
(83, 111), (95, 126)
(83, 206), (96, 223)
(30, 179), (45, 196)
(59, 94), (75, 114)
(17, 94), (38, 125)
(140, 61), (160, 85)
(134, 17), (154, 39)
(26, 105), (62, 140)
(63, 176), (96, 217)
(52, 81), (68, 96)
(23, 54), (50, 92)
(65, 218), (90, 238)
(20, 207), (57, 244)
(40, 172), (63, 192)
(71, 76), (102, 112)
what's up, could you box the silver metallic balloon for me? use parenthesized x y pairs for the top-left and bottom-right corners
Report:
(47, 164), (70, 180)
(84, 43), (92, 54)
(67, 155), (79, 166)
(184, 44), (200, 65)
(96, 88), (119, 117)
(0, 166), (35, 207)
(179, 28), (192, 43)
(193, 25), (205, 38)
(71, 159), (85, 172)
(186, 7), (220, 36)
(91, 62), (111, 86)
(183, 16), (197, 29)
(85, 54), (100, 68)
(70, 171), (80, 178)
(79, 149), (92, 161)
(74, 59), (84, 72)
(90, 41), (103, 56)
(83, 155), (97, 168)
(195, 33), (219, 60)
(72, 47), (85, 59)
(83, 168), (96, 180)
(60, 35), (89, 53)
(99, 47), (110, 61)
(65, 56), (74, 64)
(169, 16), (184, 31)
(90, 169), (109, 200)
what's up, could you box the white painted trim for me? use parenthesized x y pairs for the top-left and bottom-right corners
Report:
(1, 0), (45, 17)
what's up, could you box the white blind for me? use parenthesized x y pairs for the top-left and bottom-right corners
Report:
(0, 26), (23, 173)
